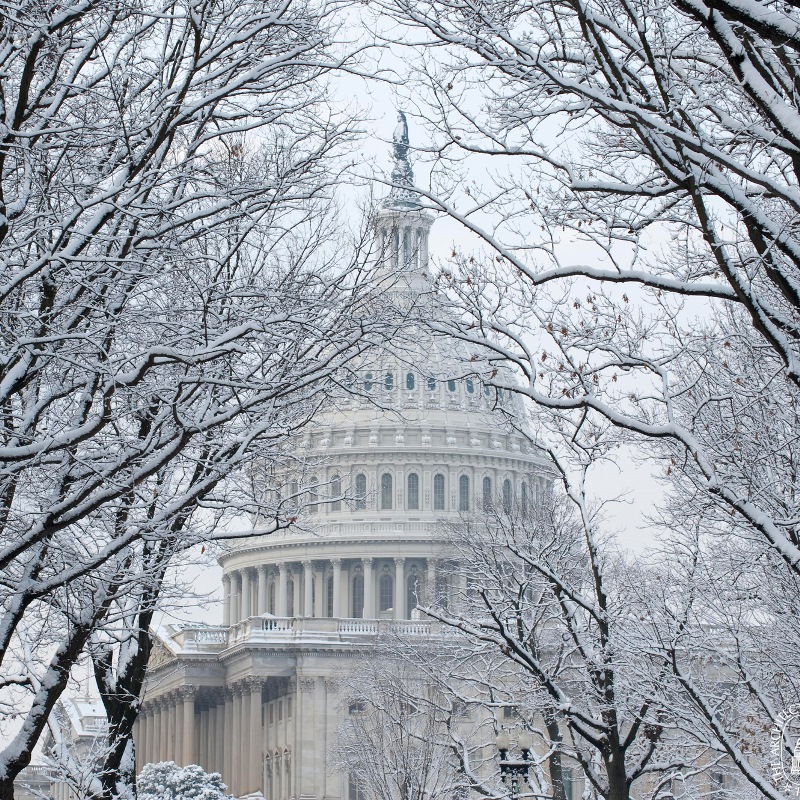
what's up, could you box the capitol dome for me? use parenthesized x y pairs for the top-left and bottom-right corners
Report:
(137, 114), (553, 800)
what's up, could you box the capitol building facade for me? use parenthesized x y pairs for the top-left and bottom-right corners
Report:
(134, 117), (552, 800)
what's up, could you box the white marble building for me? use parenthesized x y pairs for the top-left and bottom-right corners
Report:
(136, 115), (553, 800)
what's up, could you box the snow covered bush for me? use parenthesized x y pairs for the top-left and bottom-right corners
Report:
(137, 762), (232, 800)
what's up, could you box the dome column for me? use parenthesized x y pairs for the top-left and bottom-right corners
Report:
(394, 557), (406, 620)
(222, 575), (231, 626)
(363, 558), (375, 618)
(331, 559), (342, 617)
(241, 569), (251, 619)
(303, 561), (313, 617)
(277, 564), (288, 617)
(257, 566), (267, 615)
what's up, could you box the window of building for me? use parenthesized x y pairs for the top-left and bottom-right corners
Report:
(268, 581), (275, 615)
(327, 575), (334, 618)
(427, 376), (436, 392)
(379, 572), (393, 612)
(447, 379), (457, 392)
(349, 776), (366, 800)
(562, 769), (574, 800)
(352, 574), (364, 618)
(355, 473), (367, 510)
(406, 372), (415, 390)
(385, 372), (394, 391)
(433, 473), (445, 510)
(364, 372), (373, 392)
(483, 383), (492, 397)
(380, 472), (393, 510)
(289, 479), (299, 505)
(503, 705), (518, 719)
(407, 472), (420, 510)
(502, 479), (512, 513)
(458, 474), (470, 511)
(407, 573), (420, 618)
(482, 476), (492, 510)
(465, 377), (474, 394)
(330, 474), (341, 512)
(287, 579), (294, 617)
(348, 700), (366, 715)
(521, 481), (528, 516)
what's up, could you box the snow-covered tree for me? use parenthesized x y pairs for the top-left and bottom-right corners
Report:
(137, 762), (231, 800)
(0, 0), (389, 796)
(375, 0), (800, 794)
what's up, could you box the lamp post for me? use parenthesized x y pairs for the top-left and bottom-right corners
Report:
(496, 730), (533, 800)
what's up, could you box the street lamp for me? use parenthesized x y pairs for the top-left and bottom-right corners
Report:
(496, 730), (533, 800)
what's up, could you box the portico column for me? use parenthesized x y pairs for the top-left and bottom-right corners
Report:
(257, 566), (268, 615)
(222, 575), (231, 626)
(394, 557), (406, 619)
(232, 687), (243, 796)
(214, 699), (224, 775)
(159, 700), (169, 762)
(277, 564), (288, 616)
(182, 688), (196, 766)
(151, 706), (161, 764)
(314, 569), (324, 617)
(331, 559), (342, 617)
(241, 569), (251, 619)
(248, 680), (263, 794)
(363, 557), (375, 618)
(223, 690), (233, 786)
(303, 561), (313, 617)
(165, 696), (176, 761)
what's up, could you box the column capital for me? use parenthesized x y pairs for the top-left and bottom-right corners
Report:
(257, 564), (268, 574)
(278, 562), (287, 573)
(331, 558), (342, 568)
(362, 557), (374, 567)
(394, 556), (406, 565)
(302, 559), (313, 569)
(178, 686), (197, 701)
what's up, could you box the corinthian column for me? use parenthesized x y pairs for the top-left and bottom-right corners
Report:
(241, 569), (251, 619)
(257, 566), (267, 615)
(222, 575), (231, 626)
(394, 557), (406, 619)
(248, 680), (263, 794)
(303, 561), (313, 617)
(277, 564), (288, 616)
(181, 687), (196, 766)
(363, 557), (375, 618)
(331, 559), (342, 617)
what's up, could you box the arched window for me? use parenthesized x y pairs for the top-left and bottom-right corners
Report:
(427, 376), (436, 392)
(447, 379), (457, 392)
(483, 383), (492, 397)
(364, 372), (373, 392)
(379, 573), (393, 612)
(458, 475), (470, 511)
(521, 481), (529, 516)
(308, 477), (318, 513)
(466, 377), (474, 394)
(287, 578), (295, 617)
(502, 479), (512, 513)
(406, 372), (415, 390)
(380, 472), (393, 510)
(330, 474), (341, 512)
(268, 581), (276, 615)
(407, 473), (420, 510)
(355, 473), (367, 510)
(289, 479), (299, 505)
(352, 574), (364, 618)
(482, 476), (492, 510)
(385, 372), (394, 391)
(433, 473), (445, 510)
(406, 573), (421, 618)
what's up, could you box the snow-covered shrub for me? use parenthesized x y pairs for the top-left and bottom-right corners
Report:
(137, 761), (232, 800)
